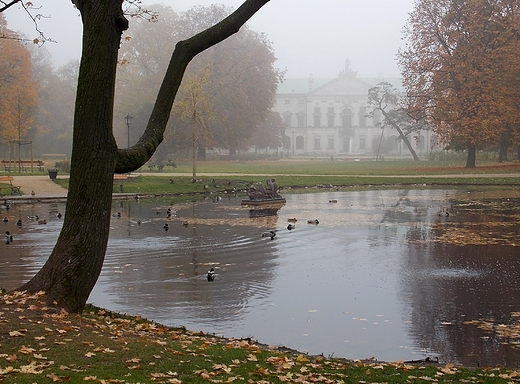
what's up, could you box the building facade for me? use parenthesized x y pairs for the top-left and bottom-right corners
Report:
(273, 62), (431, 158)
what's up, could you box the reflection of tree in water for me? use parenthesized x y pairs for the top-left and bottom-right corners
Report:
(101, 197), (280, 329)
(368, 189), (418, 247)
(397, 194), (520, 366)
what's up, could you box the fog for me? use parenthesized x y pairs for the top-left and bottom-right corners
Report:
(5, 0), (414, 77)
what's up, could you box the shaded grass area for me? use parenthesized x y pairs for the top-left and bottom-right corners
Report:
(1, 291), (518, 383)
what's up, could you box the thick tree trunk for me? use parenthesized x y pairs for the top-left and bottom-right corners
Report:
(498, 133), (509, 163)
(18, 0), (270, 313)
(465, 142), (477, 168)
(19, 0), (125, 313)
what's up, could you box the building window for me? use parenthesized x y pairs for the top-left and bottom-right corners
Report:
(298, 99), (305, 105)
(313, 107), (321, 128)
(283, 113), (292, 126)
(296, 136), (304, 150)
(327, 137), (334, 150)
(359, 107), (366, 127)
(341, 107), (352, 128)
(359, 137), (366, 150)
(297, 114), (305, 128)
(285, 99), (291, 106)
(327, 107), (335, 127)
(314, 137), (321, 150)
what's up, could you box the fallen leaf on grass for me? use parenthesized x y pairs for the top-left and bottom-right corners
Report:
(19, 346), (36, 354)
(9, 330), (26, 337)
(126, 357), (140, 363)
(47, 372), (70, 382)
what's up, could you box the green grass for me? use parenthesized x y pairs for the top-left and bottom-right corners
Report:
(47, 159), (520, 197)
(166, 158), (520, 175)
(1, 291), (517, 383)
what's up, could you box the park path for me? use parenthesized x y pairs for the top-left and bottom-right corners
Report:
(13, 175), (68, 197)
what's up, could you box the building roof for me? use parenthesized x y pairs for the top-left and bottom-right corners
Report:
(276, 76), (404, 95)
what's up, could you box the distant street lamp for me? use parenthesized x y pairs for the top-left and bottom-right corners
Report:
(125, 114), (132, 148)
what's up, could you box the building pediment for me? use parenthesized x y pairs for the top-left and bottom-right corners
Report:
(308, 74), (374, 97)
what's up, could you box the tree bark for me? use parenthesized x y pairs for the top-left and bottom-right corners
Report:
(465, 142), (477, 168)
(19, 0), (125, 313)
(19, 0), (270, 313)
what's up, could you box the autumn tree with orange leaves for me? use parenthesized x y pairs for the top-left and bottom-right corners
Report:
(399, 0), (520, 168)
(0, 14), (38, 145)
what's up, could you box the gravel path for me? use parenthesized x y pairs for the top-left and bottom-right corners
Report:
(13, 175), (68, 197)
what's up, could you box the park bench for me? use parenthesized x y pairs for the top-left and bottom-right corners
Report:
(114, 174), (134, 193)
(113, 174), (133, 182)
(1, 160), (44, 172)
(0, 176), (22, 196)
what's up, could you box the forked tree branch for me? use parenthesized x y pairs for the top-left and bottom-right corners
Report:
(115, 0), (270, 172)
(0, 0), (22, 13)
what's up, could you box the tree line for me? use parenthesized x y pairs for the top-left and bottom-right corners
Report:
(398, 0), (519, 167)
(0, 5), (285, 162)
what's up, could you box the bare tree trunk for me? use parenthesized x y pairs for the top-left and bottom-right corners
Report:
(396, 127), (420, 161)
(465, 142), (477, 168)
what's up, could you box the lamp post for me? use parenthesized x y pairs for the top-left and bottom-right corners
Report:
(125, 114), (132, 148)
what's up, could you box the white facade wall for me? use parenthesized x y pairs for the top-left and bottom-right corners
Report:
(273, 72), (431, 158)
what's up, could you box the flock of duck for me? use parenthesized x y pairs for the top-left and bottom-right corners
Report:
(3, 210), (63, 245)
(261, 217), (320, 240)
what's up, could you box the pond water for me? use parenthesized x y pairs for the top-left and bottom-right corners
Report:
(2, 188), (520, 367)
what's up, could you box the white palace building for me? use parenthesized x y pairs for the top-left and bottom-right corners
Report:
(273, 60), (431, 158)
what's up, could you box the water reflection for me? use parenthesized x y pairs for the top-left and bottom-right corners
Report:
(1, 189), (520, 366)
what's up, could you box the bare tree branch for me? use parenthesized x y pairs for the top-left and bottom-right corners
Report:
(0, 0), (22, 13)
(115, 0), (271, 172)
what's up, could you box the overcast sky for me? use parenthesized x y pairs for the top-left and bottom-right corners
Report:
(5, 0), (415, 78)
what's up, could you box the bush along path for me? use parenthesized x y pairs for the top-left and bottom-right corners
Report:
(2, 291), (520, 383)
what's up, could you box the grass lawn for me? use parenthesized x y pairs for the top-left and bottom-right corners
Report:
(1, 291), (519, 383)
(46, 159), (520, 196)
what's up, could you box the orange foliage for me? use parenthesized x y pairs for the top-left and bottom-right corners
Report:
(0, 14), (39, 143)
(399, 0), (520, 150)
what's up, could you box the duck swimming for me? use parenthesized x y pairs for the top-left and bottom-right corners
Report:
(262, 230), (276, 240)
(2, 217), (7, 223)
(5, 231), (13, 245)
(16, 219), (22, 227)
(163, 223), (169, 231)
(207, 268), (216, 282)
(287, 218), (297, 223)
(287, 224), (295, 230)
(307, 219), (319, 225)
